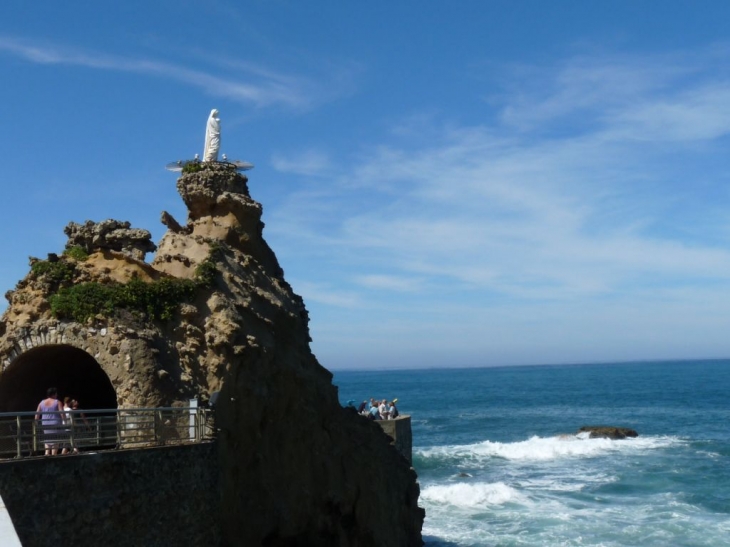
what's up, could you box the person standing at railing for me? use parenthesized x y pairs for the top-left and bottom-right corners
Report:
(71, 400), (88, 424)
(35, 388), (64, 456)
(70, 399), (90, 445)
(62, 397), (76, 454)
(378, 399), (390, 420)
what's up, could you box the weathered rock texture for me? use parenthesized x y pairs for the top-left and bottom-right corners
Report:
(65, 219), (157, 261)
(0, 164), (424, 546)
(578, 426), (639, 439)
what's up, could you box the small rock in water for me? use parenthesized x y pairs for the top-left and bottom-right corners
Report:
(577, 426), (638, 439)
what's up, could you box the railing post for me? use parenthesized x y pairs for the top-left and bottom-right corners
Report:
(15, 415), (21, 459)
(155, 410), (162, 446)
(188, 398), (199, 443)
(69, 414), (76, 453)
(32, 419), (38, 454)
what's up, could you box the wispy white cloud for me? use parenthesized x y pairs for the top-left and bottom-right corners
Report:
(498, 51), (730, 143)
(293, 281), (361, 308)
(0, 35), (348, 110)
(498, 57), (688, 131)
(271, 47), (730, 307)
(609, 82), (730, 142)
(271, 149), (333, 176)
(354, 274), (423, 292)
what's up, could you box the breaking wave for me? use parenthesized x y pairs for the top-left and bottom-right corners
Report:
(420, 481), (523, 508)
(416, 434), (681, 464)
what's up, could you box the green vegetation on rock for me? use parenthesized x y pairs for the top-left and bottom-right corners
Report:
(182, 161), (236, 175)
(62, 246), (90, 261)
(48, 250), (221, 323)
(194, 242), (222, 286)
(50, 276), (199, 322)
(31, 259), (76, 285)
(182, 161), (204, 174)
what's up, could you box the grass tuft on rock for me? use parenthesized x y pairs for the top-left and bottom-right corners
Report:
(62, 246), (90, 261)
(182, 161), (204, 174)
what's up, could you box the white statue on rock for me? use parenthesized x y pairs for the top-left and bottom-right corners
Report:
(203, 108), (221, 162)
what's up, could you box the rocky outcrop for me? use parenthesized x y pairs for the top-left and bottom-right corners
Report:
(578, 426), (639, 439)
(64, 219), (157, 260)
(0, 163), (424, 546)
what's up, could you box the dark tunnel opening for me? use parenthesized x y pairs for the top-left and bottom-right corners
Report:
(0, 344), (117, 413)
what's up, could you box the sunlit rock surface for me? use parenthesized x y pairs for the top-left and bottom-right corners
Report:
(0, 164), (424, 546)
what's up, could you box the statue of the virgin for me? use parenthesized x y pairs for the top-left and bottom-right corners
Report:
(203, 109), (221, 162)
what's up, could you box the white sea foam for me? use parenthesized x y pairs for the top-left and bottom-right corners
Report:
(417, 434), (681, 463)
(514, 474), (614, 492)
(423, 491), (730, 547)
(421, 481), (523, 508)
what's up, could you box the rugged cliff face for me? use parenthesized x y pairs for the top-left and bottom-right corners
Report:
(0, 164), (424, 546)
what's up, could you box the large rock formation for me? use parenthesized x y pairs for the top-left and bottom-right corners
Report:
(0, 163), (424, 546)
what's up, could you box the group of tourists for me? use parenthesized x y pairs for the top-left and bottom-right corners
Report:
(35, 387), (89, 456)
(352, 398), (399, 420)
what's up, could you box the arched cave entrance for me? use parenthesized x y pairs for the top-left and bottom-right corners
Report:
(0, 345), (117, 413)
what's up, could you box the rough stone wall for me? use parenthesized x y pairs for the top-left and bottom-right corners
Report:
(377, 415), (413, 463)
(0, 164), (424, 546)
(0, 322), (176, 409)
(0, 443), (220, 547)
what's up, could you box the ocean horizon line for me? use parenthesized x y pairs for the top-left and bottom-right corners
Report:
(329, 355), (730, 373)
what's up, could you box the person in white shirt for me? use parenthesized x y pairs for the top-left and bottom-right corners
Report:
(378, 399), (389, 420)
(388, 401), (399, 419)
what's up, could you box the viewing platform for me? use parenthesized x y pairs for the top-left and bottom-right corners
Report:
(0, 405), (214, 460)
(374, 415), (413, 463)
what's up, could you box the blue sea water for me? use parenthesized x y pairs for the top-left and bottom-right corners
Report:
(334, 360), (730, 546)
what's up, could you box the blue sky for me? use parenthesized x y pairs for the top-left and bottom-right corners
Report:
(3, 2), (730, 369)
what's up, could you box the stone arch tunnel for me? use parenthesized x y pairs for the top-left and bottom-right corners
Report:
(0, 344), (117, 413)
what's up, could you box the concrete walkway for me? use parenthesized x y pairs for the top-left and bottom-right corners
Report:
(0, 493), (22, 546)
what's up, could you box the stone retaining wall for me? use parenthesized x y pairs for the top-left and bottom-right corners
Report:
(0, 443), (219, 547)
(376, 415), (413, 463)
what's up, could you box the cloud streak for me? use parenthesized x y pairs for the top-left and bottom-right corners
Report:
(270, 48), (730, 309)
(0, 35), (346, 110)
(271, 149), (333, 176)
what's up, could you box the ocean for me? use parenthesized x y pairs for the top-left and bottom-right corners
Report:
(334, 360), (730, 546)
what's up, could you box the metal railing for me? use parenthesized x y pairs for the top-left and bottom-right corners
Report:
(0, 407), (215, 459)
